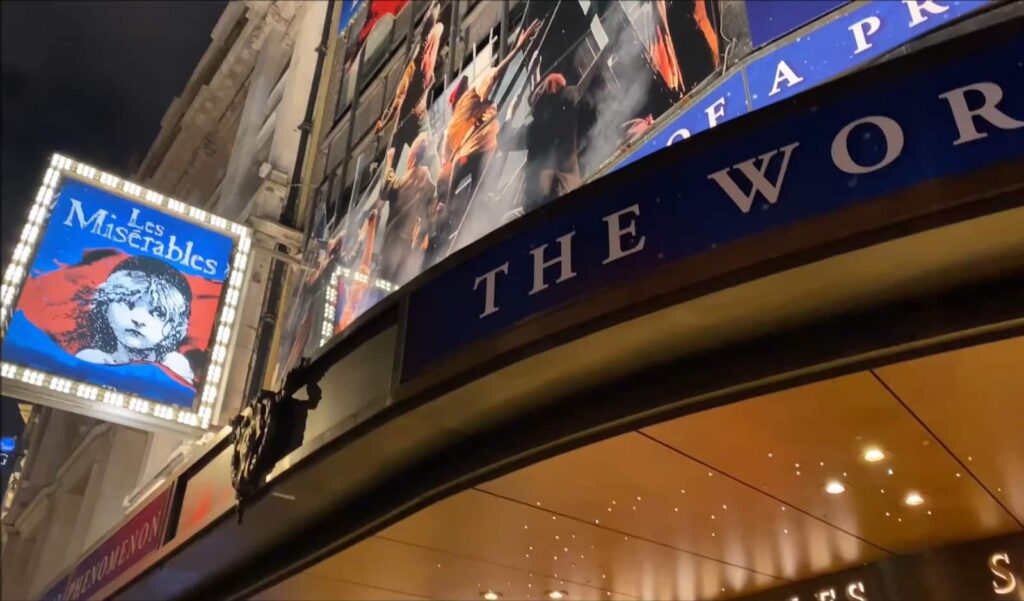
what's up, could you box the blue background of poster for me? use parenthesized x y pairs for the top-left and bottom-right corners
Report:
(1, 179), (235, 408)
(338, 0), (365, 35)
(745, 0), (851, 47)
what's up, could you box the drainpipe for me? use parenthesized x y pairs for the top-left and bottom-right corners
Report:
(243, 1), (334, 405)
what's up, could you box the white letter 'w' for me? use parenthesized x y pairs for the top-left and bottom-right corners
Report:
(707, 142), (800, 213)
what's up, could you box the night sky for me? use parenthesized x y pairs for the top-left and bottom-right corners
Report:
(1, 0), (226, 266)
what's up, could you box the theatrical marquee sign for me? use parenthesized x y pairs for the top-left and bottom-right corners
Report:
(0, 155), (252, 434)
(401, 21), (1023, 382)
(617, 0), (991, 170)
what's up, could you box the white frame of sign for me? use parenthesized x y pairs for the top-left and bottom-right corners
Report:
(0, 154), (252, 436)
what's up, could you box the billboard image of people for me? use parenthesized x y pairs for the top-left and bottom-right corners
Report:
(281, 0), (729, 374)
(1, 177), (235, 408)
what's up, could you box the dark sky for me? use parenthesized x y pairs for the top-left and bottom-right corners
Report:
(1, 0), (226, 266)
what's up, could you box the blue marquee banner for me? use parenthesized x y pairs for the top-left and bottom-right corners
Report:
(744, 0), (851, 48)
(617, 0), (990, 171)
(401, 23), (1023, 382)
(745, 0), (988, 109)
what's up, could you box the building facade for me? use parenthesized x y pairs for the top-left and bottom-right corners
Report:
(2, 1), (1023, 600)
(0, 2), (327, 598)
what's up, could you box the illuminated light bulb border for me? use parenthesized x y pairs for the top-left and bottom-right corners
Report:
(318, 265), (399, 348)
(0, 153), (252, 433)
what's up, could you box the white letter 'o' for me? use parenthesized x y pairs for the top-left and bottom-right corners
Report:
(831, 115), (905, 175)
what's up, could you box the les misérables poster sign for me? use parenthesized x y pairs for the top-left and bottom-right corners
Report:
(0, 155), (251, 434)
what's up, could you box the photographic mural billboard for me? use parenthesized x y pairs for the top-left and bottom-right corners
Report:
(0, 155), (251, 433)
(277, 0), (732, 379)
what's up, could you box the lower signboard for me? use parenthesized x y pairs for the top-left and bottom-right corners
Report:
(40, 486), (172, 601)
(737, 531), (1024, 601)
(400, 16), (1023, 383)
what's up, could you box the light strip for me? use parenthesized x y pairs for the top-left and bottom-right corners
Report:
(0, 153), (252, 433)
(318, 265), (398, 348)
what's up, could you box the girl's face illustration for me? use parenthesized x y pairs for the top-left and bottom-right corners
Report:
(106, 290), (179, 350)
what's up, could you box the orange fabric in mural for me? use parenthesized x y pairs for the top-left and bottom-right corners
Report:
(694, 0), (720, 68)
(652, 0), (685, 93)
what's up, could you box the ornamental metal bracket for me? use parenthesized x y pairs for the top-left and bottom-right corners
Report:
(230, 356), (323, 522)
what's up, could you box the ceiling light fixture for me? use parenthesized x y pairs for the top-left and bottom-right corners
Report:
(863, 448), (886, 463)
(547, 591), (568, 600)
(904, 492), (925, 506)
(482, 592), (502, 601)
(825, 481), (846, 495)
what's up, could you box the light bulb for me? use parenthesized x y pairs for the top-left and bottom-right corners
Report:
(863, 447), (886, 462)
(904, 492), (925, 506)
(825, 481), (846, 495)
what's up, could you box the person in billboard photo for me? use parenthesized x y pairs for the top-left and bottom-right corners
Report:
(68, 256), (195, 382)
(375, 1), (444, 149)
(1, 179), (233, 408)
(283, 0), (728, 368)
(378, 139), (437, 285)
(433, 17), (543, 253)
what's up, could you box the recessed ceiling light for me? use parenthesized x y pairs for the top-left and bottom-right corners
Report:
(863, 447), (886, 462)
(482, 592), (502, 600)
(825, 481), (846, 495)
(547, 591), (568, 600)
(904, 492), (925, 506)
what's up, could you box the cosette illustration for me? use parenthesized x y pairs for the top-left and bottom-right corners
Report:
(68, 255), (195, 382)
(1, 178), (235, 408)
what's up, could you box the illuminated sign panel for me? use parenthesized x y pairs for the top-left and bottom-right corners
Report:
(401, 20), (1023, 381)
(0, 155), (251, 433)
